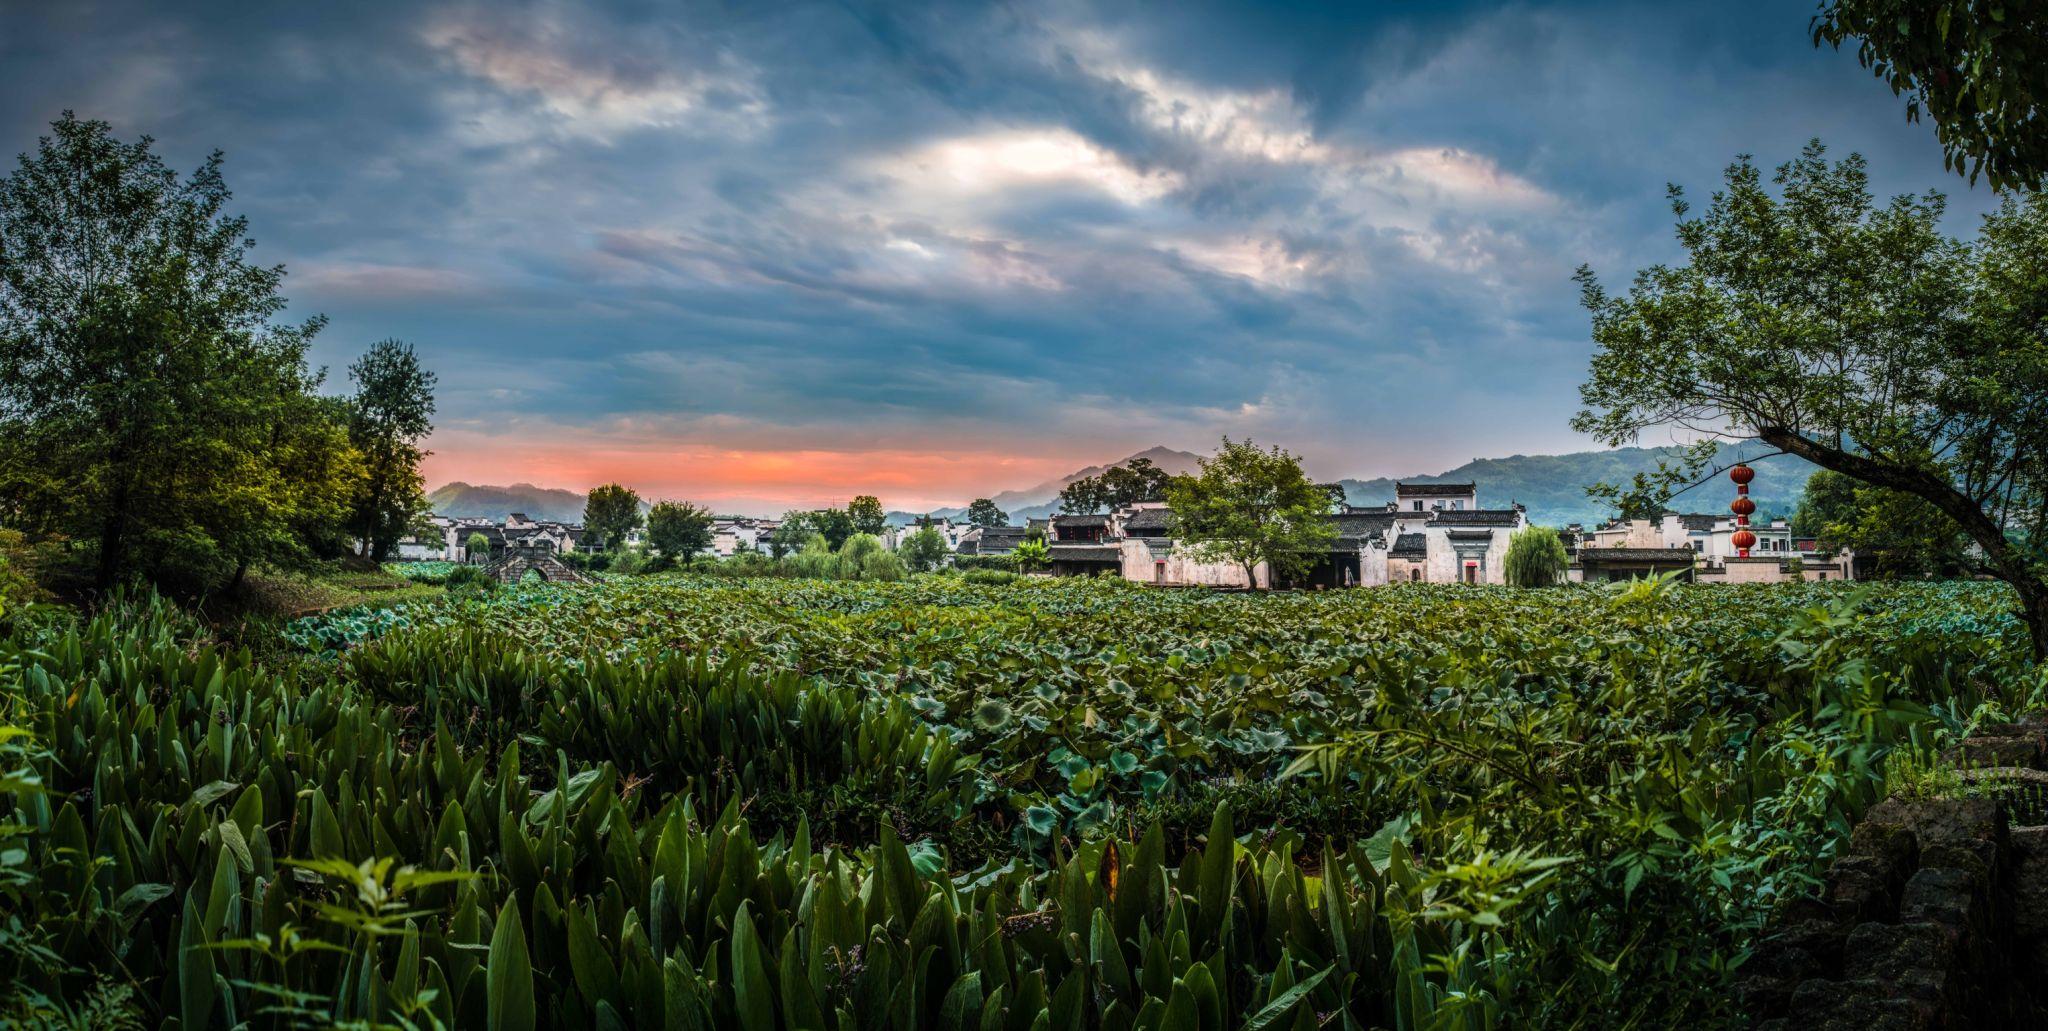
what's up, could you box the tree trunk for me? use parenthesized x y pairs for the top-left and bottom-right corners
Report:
(2019, 580), (2048, 665)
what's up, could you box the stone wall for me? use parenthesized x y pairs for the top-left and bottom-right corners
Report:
(1739, 718), (2048, 1029)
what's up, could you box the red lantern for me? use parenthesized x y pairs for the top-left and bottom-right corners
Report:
(1730, 464), (1756, 556)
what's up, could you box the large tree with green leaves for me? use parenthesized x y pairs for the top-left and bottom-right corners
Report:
(646, 500), (714, 566)
(1814, 0), (2048, 190)
(963, 498), (1008, 528)
(768, 511), (814, 558)
(583, 483), (643, 552)
(1574, 142), (2048, 657)
(345, 339), (436, 562)
(898, 525), (950, 572)
(0, 113), (344, 592)
(810, 507), (855, 550)
(847, 495), (888, 537)
(1164, 438), (1337, 588)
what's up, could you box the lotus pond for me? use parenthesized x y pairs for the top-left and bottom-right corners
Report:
(1, 576), (2037, 1027)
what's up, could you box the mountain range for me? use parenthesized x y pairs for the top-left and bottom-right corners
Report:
(426, 482), (595, 523)
(431, 444), (1816, 529)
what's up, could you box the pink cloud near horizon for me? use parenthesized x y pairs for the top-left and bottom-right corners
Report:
(420, 432), (1097, 514)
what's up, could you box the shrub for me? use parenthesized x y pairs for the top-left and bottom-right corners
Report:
(442, 563), (493, 593)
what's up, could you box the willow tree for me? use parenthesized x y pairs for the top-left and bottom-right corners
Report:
(1574, 142), (2048, 658)
(1503, 526), (1569, 588)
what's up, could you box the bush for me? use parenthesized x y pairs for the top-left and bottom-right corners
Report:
(442, 563), (493, 593)
(952, 554), (1017, 573)
(961, 569), (1019, 586)
(834, 533), (905, 582)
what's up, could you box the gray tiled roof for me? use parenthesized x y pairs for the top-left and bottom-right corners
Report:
(1390, 533), (1427, 557)
(1578, 547), (1697, 563)
(1122, 508), (1173, 531)
(1053, 513), (1113, 527)
(1395, 482), (1476, 497)
(1430, 509), (1522, 527)
(1047, 544), (1123, 562)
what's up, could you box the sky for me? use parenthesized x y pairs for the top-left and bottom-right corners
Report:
(1, 0), (2003, 514)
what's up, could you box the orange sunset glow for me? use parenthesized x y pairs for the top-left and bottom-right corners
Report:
(420, 432), (1093, 514)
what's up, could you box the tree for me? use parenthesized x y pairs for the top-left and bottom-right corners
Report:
(847, 495), (888, 537)
(769, 511), (814, 558)
(1058, 477), (1106, 515)
(1012, 537), (1049, 572)
(899, 526), (949, 572)
(811, 507), (855, 550)
(465, 532), (490, 564)
(345, 339), (436, 562)
(646, 501), (714, 567)
(1060, 459), (1174, 515)
(964, 498), (1009, 528)
(1163, 438), (1337, 589)
(1814, 0), (2048, 189)
(583, 484), (643, 552)
(1793, 470), (1971, 579)
(0, 113), (337, 592)
(1503, 526), (1569, 588)
(1574, 143), (2048, 657)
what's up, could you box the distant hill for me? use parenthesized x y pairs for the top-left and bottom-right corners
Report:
(1333, 443), (1814, 527)
(427, 482), (593, 522)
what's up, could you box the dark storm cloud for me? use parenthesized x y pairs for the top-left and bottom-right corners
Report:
(0, 0), (2002, 490)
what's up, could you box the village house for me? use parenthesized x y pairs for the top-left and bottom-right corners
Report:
(1020, 485), (1533, 589)
(1581, 512), (1851, 583)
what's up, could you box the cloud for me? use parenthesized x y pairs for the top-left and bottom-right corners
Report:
(3, 0), (2004, 511)
(420, 4), (769, 143)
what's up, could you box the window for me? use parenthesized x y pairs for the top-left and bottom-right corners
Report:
(1413, 501), (1424, 511)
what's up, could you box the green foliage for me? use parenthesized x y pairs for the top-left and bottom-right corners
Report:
(1575, 144), (2048, 657)
(1502, 525), (1569, 588)
(846, 495), (887, 537)
(1165, 437), (1337, 587)
(1011, 537), (1049, 572)
(343, 339), (436, 562)
(443, 563), (494, 595)
(0, 113), (362, 593)
(1058, 458), (1172, 515)
(17, 574), (2040, 1026)
(1794, 469), (1971, 579)
(963, 498), (1008, 528)
(465, 531), (491, 562)
(582, 484), (643, 552)
(897, 526), (949, 573)
(1814, 0), (2048, 189)
(646, 501), (714, 566)
(387, 560), (458, 585)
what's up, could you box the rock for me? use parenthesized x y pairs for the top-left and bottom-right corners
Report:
(1841, 922), (1958, 1005)
(1829, 854), (1908, 923)
(1897, 866), (1982, 932)
(1786, 976), (1939, 1030)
